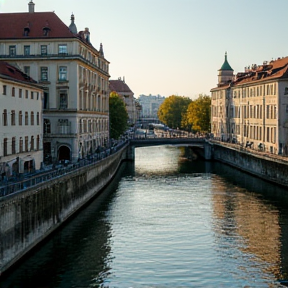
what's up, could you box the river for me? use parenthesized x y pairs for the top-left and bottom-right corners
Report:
(1, 146), (288, 288)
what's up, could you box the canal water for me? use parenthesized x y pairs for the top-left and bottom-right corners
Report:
(1, 146), (288, 288)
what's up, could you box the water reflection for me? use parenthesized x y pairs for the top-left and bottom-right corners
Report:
(1, 146), (288, 287)
(210, 162), (288, 285)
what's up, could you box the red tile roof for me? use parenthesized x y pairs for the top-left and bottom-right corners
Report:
(211, 56), (288, 91)
(234, 57), (288, 86)
(109, 80), (133, 94)
(0, 61), (37, 84)
(0, 12), (75, 39)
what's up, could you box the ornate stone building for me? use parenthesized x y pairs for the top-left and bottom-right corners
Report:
(211, 53), (288, 155)
(0, 1), (110, 163)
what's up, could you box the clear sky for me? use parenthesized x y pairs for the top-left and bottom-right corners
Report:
(1, 0), (288, 99)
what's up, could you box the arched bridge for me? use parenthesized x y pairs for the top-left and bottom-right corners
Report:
(128, 138), (213, 160)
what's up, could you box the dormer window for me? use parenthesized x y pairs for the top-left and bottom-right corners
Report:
(43, 27), (50, 36)
(24, 27), (30, 36)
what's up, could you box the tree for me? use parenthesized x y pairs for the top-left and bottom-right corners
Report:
(186, 94), (211, 132)
(158, 95), (191, 129)
(109, 92), (128, 139)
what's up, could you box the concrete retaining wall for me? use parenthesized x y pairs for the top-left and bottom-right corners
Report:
(0, 145), (128, 275)
(212, 143), (288, 187)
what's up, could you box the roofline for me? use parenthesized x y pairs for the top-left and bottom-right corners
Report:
(0, 73), (44, 90)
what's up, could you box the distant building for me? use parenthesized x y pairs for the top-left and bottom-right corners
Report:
(109, 77), (140, 125)
(138, 94), (165, 118)
(211, 52), (288, 155)
(0, 1), (110, 163)
(0, 61), (43, 177)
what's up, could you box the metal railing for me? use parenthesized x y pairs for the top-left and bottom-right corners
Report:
(0, 140), (128, 198)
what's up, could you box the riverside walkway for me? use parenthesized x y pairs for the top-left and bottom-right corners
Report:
(0, 136), (207, 198)
(0, 141), (128, 198)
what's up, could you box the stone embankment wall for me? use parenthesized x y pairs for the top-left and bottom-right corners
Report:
(0, 145), (128, 275)
(211, 142), (288, 187)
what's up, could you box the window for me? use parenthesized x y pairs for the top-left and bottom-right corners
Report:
(59, 66), (67, 81)
(24, 66), (30, 76)
(25, 112), (28, 125)
(24, 45), (30, 55)
(25, 90), (28, 99)
(43, 91), (49, 109)
(19, 111), (22, 125)
(11, 110), (15, 125)
(23, 27), (30, 36)
(41, 45), (47, 55)
(59, 92), (68, 109)
(3, 138), (8, 156)
(3, 109), (7, 126)
(37, 112), (40, 125)
(43, 27), (50, 36)
(3, 85), (7, 95)
(31, 91), (34, 99)
(41, 67), (48, 81)
(19, 89), (22, 98)
(25, 136), (28, 152)
(12, 87), (15, 97)
(30, 136), (34, 151)
(44, 119), (51, 133)
(58, 44), (67, 54)
(31, 112), (34, 125)
(19, 137), (23, 153)
(9, 45), (16, 56)
(36, 135), (40, 150)
(12, 137), (16, 154)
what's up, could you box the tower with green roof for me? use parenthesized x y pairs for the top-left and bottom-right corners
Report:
(218, 52), (234, 86)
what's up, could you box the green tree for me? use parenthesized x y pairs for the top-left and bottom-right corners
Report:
(109, 92), (128, 139)
(186, 94), (211, 132)
(158, 95), (191, 129)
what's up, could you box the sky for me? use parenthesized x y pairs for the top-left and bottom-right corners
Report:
(1, 0), (288, 99)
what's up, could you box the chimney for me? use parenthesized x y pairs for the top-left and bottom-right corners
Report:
(28, 1), (35, 13)
(84, 27), (90, 43)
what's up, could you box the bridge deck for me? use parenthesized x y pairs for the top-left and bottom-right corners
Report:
(129, 137), (205, 147)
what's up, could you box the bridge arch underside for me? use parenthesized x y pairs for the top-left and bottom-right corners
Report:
(128, 138), (208, 160)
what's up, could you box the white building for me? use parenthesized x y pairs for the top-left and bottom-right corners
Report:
(138, 94), (165, 118)
(0, 2), (110, 163)
(0, 61), (43, 177)
(211, 53), (288, 155)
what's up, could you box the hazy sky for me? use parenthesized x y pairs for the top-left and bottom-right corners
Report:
(1, 0), (288, 99)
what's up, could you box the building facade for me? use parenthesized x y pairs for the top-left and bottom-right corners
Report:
(109, 77), (140, 125)
(211, 53), (288, 155)
(138, 94), (165, 118)
(0, 2), (110, 163)
(0, 61), (43, 177)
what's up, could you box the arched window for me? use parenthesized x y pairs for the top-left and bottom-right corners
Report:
(31, 136), (34, 150)
(25, 112), (28, 125)
(3, 109), (7, 126)
(31, 112), (34, 125)
(19, 137), (23, 153)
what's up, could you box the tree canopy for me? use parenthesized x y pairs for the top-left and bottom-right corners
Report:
(157, 95), (192, 129)
(109, 92), (128, 139)
(184, 94), (211, 132)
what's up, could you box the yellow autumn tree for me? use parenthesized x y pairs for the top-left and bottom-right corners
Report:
(186, 94), (211, 132)
(157, 95), (191, 129)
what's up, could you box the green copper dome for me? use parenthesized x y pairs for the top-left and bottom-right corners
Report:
(220, 52), (233, 71)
